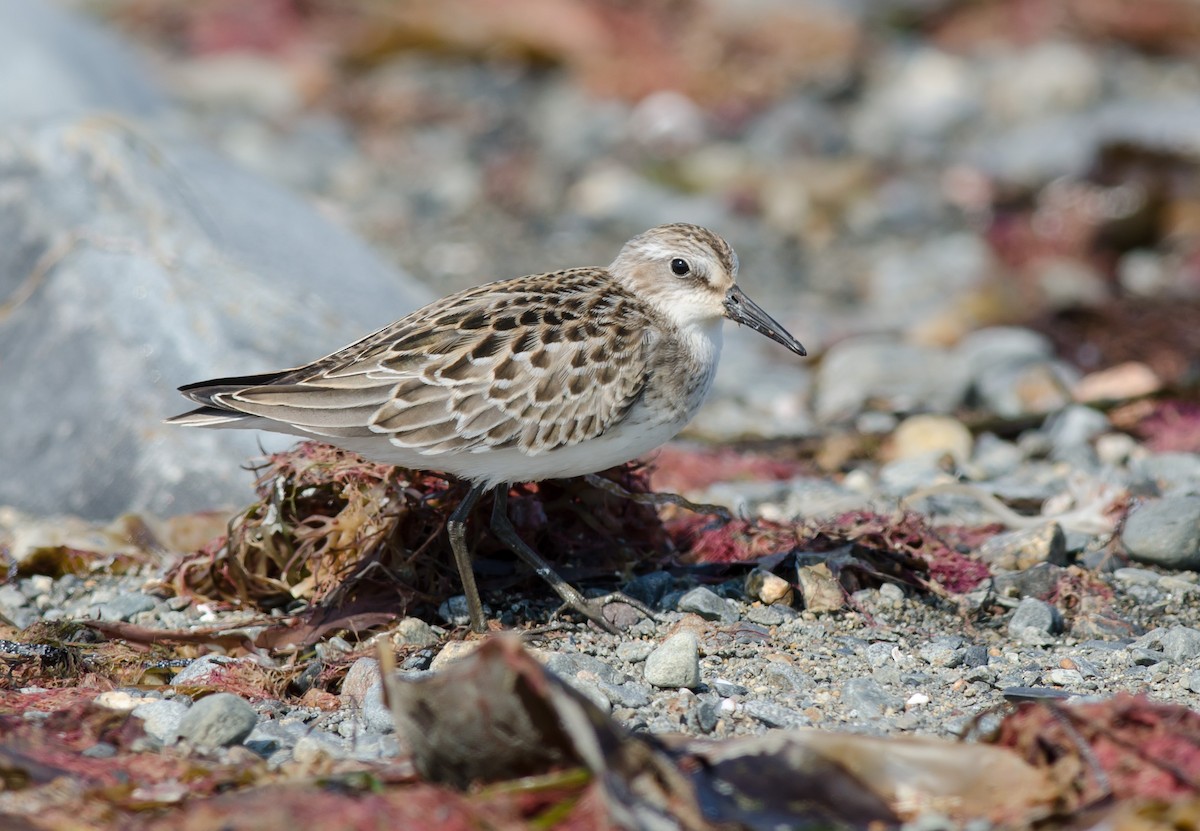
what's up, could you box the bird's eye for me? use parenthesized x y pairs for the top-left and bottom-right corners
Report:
(670, 258), (691, 276)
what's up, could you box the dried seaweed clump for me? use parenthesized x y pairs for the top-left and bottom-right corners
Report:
(170, 442), (671, 618)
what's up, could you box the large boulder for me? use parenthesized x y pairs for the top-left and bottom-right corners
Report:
(0, 1), (429, 518)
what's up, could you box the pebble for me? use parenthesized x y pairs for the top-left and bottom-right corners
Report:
(643, 633), (701, 690)
(676, 586), (737, 622)
(615, 641), (655, 663)
(94, 690), (141, 712)
(1122, 496), (1200, 571)
(889, 414), (973, 465)
(177, 693), (258, 748)
(1008, 598), (1062, 645)
(742, 699), (809, 729)
(430, 639), (484, 670)
(841, 676), (895, 718)
(1043, 405), (1110, 449)
(1135, 627), (1200, 663)
(94, 592), (157, 622)
(392, 617), (440, 647)
(744, 568), (793, 605)
(979, 524), (1067, 571)
(133, 699), (190, 744)
(340, 657), (379, 707)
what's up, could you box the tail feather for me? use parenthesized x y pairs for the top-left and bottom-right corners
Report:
(177, 370), (292, 406)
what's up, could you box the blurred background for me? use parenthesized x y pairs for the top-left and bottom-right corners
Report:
(4, 0), (1200, 517)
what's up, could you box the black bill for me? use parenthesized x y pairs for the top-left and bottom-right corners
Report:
(723, 285), (806, 356)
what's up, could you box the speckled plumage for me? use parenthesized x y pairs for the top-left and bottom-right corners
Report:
(169, 223), (805, 631)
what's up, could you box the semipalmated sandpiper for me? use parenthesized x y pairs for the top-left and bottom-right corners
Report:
(169, 223), (806, 632)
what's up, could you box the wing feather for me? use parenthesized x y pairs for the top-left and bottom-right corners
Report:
(181, 269), (654, 458)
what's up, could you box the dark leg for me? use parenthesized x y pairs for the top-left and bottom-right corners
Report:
(490, 487), (630, 633)
(446, 482), (489, 633)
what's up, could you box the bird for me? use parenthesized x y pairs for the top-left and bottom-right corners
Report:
(168, 223), (806, 632)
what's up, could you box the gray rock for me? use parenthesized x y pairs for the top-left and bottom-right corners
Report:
(1122, 497), (1200, 571)
(177, 693), (258, 748)
(842, 676), (896, 718)
(676, 587), (736, 622)
(0, 0), (166, 122)
(1136, 626), (1200, 664)
(544, 652), (621, 685)
(0, 2), (430, 518)
(643, 632), (701, 690)
(598, 680), (651, 709)
(957, 327), (1054, 376)
(1044, 405), (1110, 449)
(973, 360), (1076, 419)
(919, 637), (965, 668)
(979, 524), (1067, 571)
(1009, 597), (1062, 645)
(742, 699), (809, 729)
(1132, 453), (1200, 497)
(340, 657), (379, 707)
(94, 592), (157, 622)
(392, 617), (439, 648)
(966, 433), (1025, 480)
(1184, 671), (1200, 694)
(615, 640), (654, 663)
(622, 572), (675, 608)
(993, 562), (1065, 602)
(171, 655), (234, 686)
(361, 679), (395, 734)
(812, 335), (969, 423)
(132, 698), (189, 744)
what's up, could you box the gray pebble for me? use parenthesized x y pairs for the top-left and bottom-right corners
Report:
(712, 679), (749, 697)
(643, 632), (701, 689)
(842, 676), (895, 718)
(742, 699), (809, 729)
(438, 595), (486, 626)
(171, 655), (232, 686)
(979, 524), (1067, 571)
(866, 641), (895, 668)
(598, 680), (651, 709)
(94, 592), (157, 622)
(1132, 452), (1200, 497)
(622, 572), (674, 607)
(1147, 626), (1200, 663)
(177, 693), (258, 748)
(1043, 405), (1110, 449)
(544, 651), (621, 685)
(393, 617), (439, 647)
(919, 637), (964, 668)
(132, 698), (189, 744)
(361, 678), (394, 733)
(1184, 671), (1200, 694)
(1008, 597), (1062, 644)
(962, 645), (990, 668)
(82, 742), (117, 759)
(676, 587), (736, 622)
(745, 604), (792, 626)
(615, 641), (654, 663)
(1122, 497), (1200, 571)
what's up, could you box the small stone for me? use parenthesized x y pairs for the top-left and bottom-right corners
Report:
(742, 700), (808, 729)
(171, 655), (237, 686)
(1160, 627), (1200, 663)
(623, 572), (675, 607)
(177, 693), (258, 748)
(713, 679), (749, 697)
(1184, 671), (1200, 694)
(340, 657), (379, 707)
(993, 563), (1065, 601)
(392, 617), (439, 648)
(94, 592), (157, 622)
(82, 742), (117, 759)
(1073, 362), (1161, 403)
(1043, 405), (1110, 449)
(745, 568), (793, 605)
(643, 633), (701, 690)
(919, 637), (964, 668)
(889, 414), (973, 465)
(676, 587), (736, 622)
(842, 677), (895, 718)
(1009, 597), (1062, 645)
(979, 524), (1067, 571)
(974, 360), (1075, 419)
(361, 678), (394, 733)
(962, 645), (990, 668)
(865, 642), (895, 668)
(746, 605), (790, 626)
(878, 583), (905, 604)
(1046, 669), (1084, 687)
(293, 732), (348, 764)
(438, 596), (488, 627)
(1095, 432), (1139, 466)
(1122, 497), (1200, 571)
(430, 640), (483, 670)
(598, 680), (651, 709)
(904, 692), (930, 709)
(94, 690), (140, 711)
(615, 641), (654, 663)
(796, 563), (844, 613)
(133, 699), (189, 744)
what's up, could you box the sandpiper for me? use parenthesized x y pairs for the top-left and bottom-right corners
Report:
(169, 223), (806, 632)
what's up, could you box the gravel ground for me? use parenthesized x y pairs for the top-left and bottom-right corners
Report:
(4, 3), (1200, 812)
